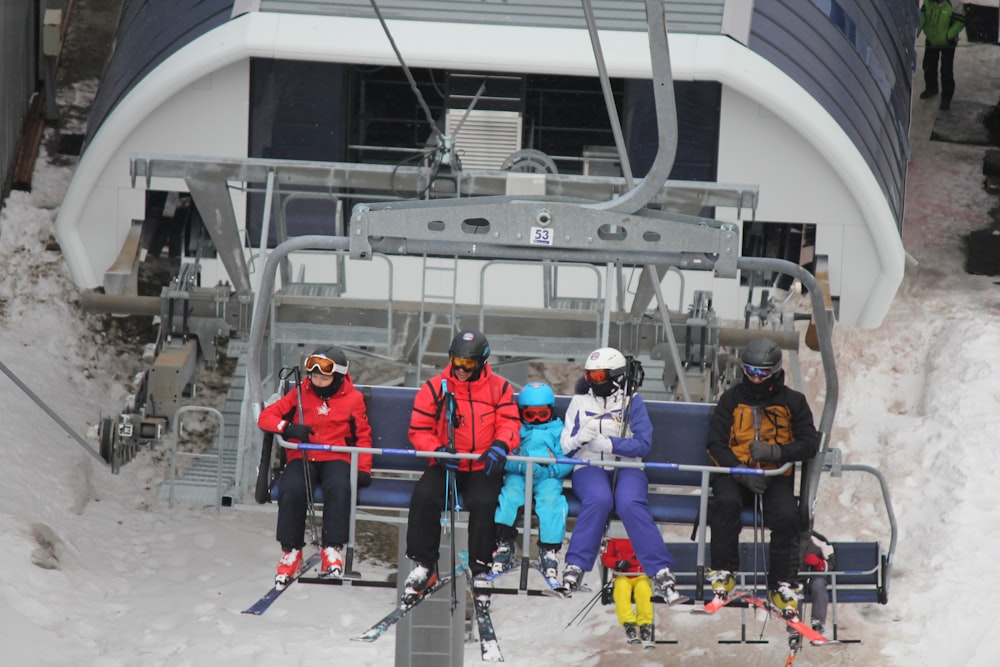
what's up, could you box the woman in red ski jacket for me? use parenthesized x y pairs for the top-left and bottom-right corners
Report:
(258, 345), (372, 586)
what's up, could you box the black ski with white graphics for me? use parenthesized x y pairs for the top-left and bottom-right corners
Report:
(242, 552), (323, 615)
(353, 575), (453, 642)
(473, 595), (504, 662)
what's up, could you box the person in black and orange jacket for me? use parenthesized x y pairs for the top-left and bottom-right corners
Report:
(258, 345), (372, 588)
(400, 330), (520, 603)
(706, 337), (819, 618)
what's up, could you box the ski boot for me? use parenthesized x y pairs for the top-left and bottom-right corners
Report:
(274, 548), (302, 590)
(402, 562), (439, 604)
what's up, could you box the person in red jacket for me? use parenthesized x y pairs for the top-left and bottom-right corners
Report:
(601, 538), (655, 645)
(401, 330), (521, 603)
(258, 345), (372, 588)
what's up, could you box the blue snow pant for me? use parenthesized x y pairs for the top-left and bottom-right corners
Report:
(276, 458), (350, 550)
(709, 473), (800, 590)
(564, 466), (675, 574)
(495, 474), (568, 546)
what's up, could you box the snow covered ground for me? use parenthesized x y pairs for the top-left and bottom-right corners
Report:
(2, 40), (1000, 667)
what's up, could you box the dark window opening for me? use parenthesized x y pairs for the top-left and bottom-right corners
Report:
(247, 58), (721, 246)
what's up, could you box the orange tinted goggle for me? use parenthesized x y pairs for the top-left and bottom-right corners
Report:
(450, 355), (479, 371)
(584, 368), (611, 384)
(304, 354), (348, 376)
(521, 406), (552, 424)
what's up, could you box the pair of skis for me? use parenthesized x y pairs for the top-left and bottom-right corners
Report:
(480, 559), (566, 597)
(352, 564), (504, 662)
(693, 590), (837, 646)
(353, 581), (503, 661)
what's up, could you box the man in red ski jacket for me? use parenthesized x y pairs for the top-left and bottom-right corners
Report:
(400, 329), (520, 603)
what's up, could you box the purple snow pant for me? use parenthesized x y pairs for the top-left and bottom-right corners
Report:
(564, 466), (675, 574)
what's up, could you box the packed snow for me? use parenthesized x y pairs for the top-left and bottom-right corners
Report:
(1, 41), (1000, 667)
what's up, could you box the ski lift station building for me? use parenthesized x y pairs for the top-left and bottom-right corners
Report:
(56, 0), (918, 331)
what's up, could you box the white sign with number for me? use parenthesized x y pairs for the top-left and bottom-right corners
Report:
(529, 226), (554, 246)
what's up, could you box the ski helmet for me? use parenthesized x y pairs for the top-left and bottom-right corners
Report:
(305, 345), (349, 398)
(739, 337), (782, 381)
(518, 381), (556, 424)
(584, 347), (627, 397)
(448, 329), (490, 379)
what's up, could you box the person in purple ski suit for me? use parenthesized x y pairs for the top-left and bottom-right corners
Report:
(557, 347), (681, 604)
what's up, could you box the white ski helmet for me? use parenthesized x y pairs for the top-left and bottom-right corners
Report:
(584, 347), (627, 396)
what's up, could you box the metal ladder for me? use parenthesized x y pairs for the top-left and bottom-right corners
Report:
(415, 255), (459, 382)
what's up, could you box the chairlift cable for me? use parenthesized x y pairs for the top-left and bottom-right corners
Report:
(368, 0), (444, 142)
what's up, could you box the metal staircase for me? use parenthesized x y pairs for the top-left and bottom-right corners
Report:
(156, 347), (246, 507)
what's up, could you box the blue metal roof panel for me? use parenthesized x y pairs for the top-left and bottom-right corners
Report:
(748, 0), (918, 229)
(84, 0), (235, 149)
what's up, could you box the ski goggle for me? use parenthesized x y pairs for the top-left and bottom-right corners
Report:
(520, 406), (553, 424)
(741, 363), (775, 380)
(584, 368), (611, 384)
(304, 354), (349, 376)
(450, 355), (479, 371)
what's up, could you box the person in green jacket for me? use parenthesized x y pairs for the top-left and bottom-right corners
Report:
(917, 0), (966, 111)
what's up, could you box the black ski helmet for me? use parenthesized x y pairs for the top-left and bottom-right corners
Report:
(305, 345), (349, 398)
(448, 329), (490, 379)
(449, 330), (490, 364)
(739, 337), (782, 380)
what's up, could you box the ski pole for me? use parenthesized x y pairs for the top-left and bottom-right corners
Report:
(565, 581), (612, 627)
(294, 366), (321, 550)
(442, 379), (460, 612)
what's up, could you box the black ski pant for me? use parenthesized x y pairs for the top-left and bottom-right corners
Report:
(276, 458), (351, 551)
(708, 473), (800, 590)
(923, 45), (956, 102)
(405, 465), (502, 576)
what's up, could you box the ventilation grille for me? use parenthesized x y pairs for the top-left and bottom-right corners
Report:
(445, 109), (523, 171)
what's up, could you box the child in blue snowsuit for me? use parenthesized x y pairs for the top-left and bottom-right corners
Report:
(491, 382), (573, 580)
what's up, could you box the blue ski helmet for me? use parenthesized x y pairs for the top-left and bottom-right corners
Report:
(518, 382), (555, 409)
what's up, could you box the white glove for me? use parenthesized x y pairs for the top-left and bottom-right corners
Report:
(589, 434), (613, 454)
(574, 419), (602, 446)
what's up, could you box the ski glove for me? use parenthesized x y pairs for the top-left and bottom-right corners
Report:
(733, 468), (767, 495)
(478, 441), (509, 477)
(435, 446), (460, 471)
(804, 553), (827, 572)
(750, 439), (782, 463)
(615, 560), (632, 572)
(589, 434), (613, 454)
(532, 463), (551, 479)
(283, 423), (314, 443)
(572, 419), (603, 447)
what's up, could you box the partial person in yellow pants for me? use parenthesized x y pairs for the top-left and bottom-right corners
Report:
(601, 537), (654, 645)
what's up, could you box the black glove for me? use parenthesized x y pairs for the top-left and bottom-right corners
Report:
(283, 423), (314, 443)
(733, 469), (768, 495)
(750, 439), (782, 463)
(358, 471), (372, 488)
(478, 441), (509, 477)
(615, 559), (632, 572)
(435, 445), (460, 471)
